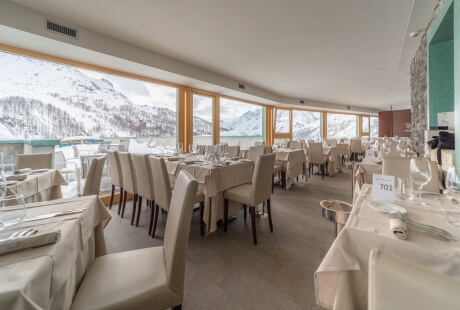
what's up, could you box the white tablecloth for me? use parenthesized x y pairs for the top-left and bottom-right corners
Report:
(315, 184), (460, 309)
(0, 196), (111, 310)
(305, 146), (339, 176)
(6, 169), (68, 203)
(274, 149), (307, 189)
(165, 160), (254, 234)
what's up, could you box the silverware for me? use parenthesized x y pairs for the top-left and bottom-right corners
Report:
(0, 231), (21, 251)
(8, 229), (38, 249)
(23, 208), (85, 222)
(0, 229), (33, 251)
(387, 213), (458, 241)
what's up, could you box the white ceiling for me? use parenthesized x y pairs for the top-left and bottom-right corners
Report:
(5, 0), (439, 111)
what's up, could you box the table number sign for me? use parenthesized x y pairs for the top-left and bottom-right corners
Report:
(372, 174), (395, 202)
(365, 149), (375, 158)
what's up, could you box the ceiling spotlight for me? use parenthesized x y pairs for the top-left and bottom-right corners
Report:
(409, 31), (419, 38)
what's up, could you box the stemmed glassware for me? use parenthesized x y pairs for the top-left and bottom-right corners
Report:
(177, 142), (183, 156)
(382, 140), (391, 157)
(397, 141), (407, 157)
(0, 194), (26, 231)
(445, 166), (460, 226)
(409, 158), (432, 207)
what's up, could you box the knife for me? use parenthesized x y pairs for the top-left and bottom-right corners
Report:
(23, 209), (86, 222)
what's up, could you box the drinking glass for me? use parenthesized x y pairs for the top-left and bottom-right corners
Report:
(188, 144), (193, 156)
(2, 164), (14, 177)
(0, 194), (26, 229)
(396, 178), (414, 201)
(177, 142), (183, 155)
(0, 152), (3, 166)
(410, 158), (432, 207)
(396, 142), (407, 157)
(382, 140), (391, 156)
(446, 166), (460, 226)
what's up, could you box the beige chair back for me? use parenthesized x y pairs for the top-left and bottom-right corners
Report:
(118, 152), (137, 194)
(286, 141), (292, 148)
(219, 142), (228, 146)
(132, 154), (154, 201)
(119, 139), (130, 152)
(382, 157), (439, 193)
(149, 156), (172, 211)
(248, 146), (266, 162)
(16, 153), (53, 170)
(254, 141), (265, 146)
(307, 140), (314, 143)
(350, 139), (362, 153)
(163, 170), (197, 305)
(291, 141), (304, 149)
(224, 146), (240, 158)
(251, 153), (276, 205)
(197, 145), (206, 155)
(82, 156), (106, 196)
(344, 139), (351, 145)
(368, 249), (460, 310)
(54, 151), (66, 170)
(309, 143), (326, 164)
(106, 150), (123, 188)
(97, 141), (111, 153)
(329, 140), (337, 147)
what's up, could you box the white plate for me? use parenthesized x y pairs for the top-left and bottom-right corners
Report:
(239, 159), (252, 162)
(367, 200), (407, 214)
(6, 180), (18, 185)
(212, 164), (223, 167)
(31, 169), (49, 173)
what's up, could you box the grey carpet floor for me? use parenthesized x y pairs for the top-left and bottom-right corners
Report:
(103, 168), (353, 310)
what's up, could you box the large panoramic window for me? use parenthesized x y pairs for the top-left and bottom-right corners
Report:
(326, 113), (357, 139)
(370, 117), (379, 137)
(275, 109), (290, 133)
(220, 98), (263, 147)
(292, 110), (321, 141)
(0, 51), (178, 146)
(192, 93), (213, 145)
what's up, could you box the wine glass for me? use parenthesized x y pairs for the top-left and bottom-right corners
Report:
(0, 170), (7, 200)
(410, 158), (432, 207)
(397, 141), (407, 157)
(446, 166), (460, 226)
(177, 142), (183, 156)
(0, 152), (3, 166)
(0, 194), (26, 230)
(382, 140), (391, 157)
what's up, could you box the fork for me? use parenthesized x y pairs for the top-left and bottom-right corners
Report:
(387, 213), (458, 241)
(7, 229), (38, 249)
(0, 229), (33, 251)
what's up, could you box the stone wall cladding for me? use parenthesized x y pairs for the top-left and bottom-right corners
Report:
(410, 0), (445, 156)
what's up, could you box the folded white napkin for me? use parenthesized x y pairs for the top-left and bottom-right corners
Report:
(6, 174), (28, 182)
(0, 230), (61, 255)
(390, 211), (407, 240)
(14, 168), (32, 174)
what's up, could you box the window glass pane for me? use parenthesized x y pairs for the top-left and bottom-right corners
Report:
(326, 113), (357, 139)
(193, 94), (213, 145)
(362, 117), (369, 132)
(275, 109), (290, 133)
(220, 98), (263, 148)
(292, 110), (321, 141)
(370, 117), (379, 137)
(0, 51), (178, 146)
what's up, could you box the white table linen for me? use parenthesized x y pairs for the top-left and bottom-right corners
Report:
(0, 195), (111, 310)
(315, 184), (460, 310)
(273, 149), (307, 189)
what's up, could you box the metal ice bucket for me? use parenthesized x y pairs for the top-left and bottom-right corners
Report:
(320, 200), (353, 238)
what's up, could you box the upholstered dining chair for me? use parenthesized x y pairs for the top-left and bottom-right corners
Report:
(223, 153), (276, 245)
(82, 156), (106, 197)
(368, 249), (460, 310)
(254, 141), (265, 146)
(224, 145), (240, 158)
(291, 141), (304, 149)
(308, 142), (328, 179)
(132, 154), (155, 233)
(70, 171), (198, 310)
(119, 152), (139, 225)
(16, 153), (53, 170)
(149, 157), (206, 237)
(382, 157), (440, 193)
(106, 150), (124, 213)
(329, 139), (337, 147)
(350, 139), (363, 161)
(96, 140), (111, 153)
(248, 146), (265, 162)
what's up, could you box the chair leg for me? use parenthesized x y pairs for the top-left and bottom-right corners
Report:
(272, 174), (274, 194)
(151, 204), (159, 238)
(250, 206), (257, 245)
(243, 204), (247, 221)
(148, 200), (155, 235)
(172, 305), (182, 310)
(281, 171), (286, 189)
(121, 190), (128, 218)
(118, 187), (124, 215)
(200, 202), (205, 236)
(136, 196), (142, 226)
(267, 199), (273, 232)
(224, 199), (229, 232)
(131, 194), (138, 225)
(109, 185), (115, 209)
(321, 165), (325, 180)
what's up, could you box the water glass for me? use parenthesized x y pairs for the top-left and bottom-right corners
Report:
(0, 171), (7, 200)
(396, 178), (414, 201)
(410, 158), (432, 207)
(2, 164), (14, 177)
(177, 142), (183, 155)
(0, 194), (26, 229)
(397, 142), (407, 157)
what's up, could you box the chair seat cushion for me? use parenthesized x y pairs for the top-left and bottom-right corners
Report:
(71, 247), (174, 310)
(273, 164), (284, 173)
(224, 183), (253, 206)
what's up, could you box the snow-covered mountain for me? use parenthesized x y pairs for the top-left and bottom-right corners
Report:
(220, 110), (263, 136)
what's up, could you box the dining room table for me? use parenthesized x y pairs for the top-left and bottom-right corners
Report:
(305, 145), (341, 177)
(273, 148), (307, 189)
(314, 184), (460, 310)
(6, 169), (68, 203)
(0, 195), (111, 310)
(164, 157), (255, 234)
